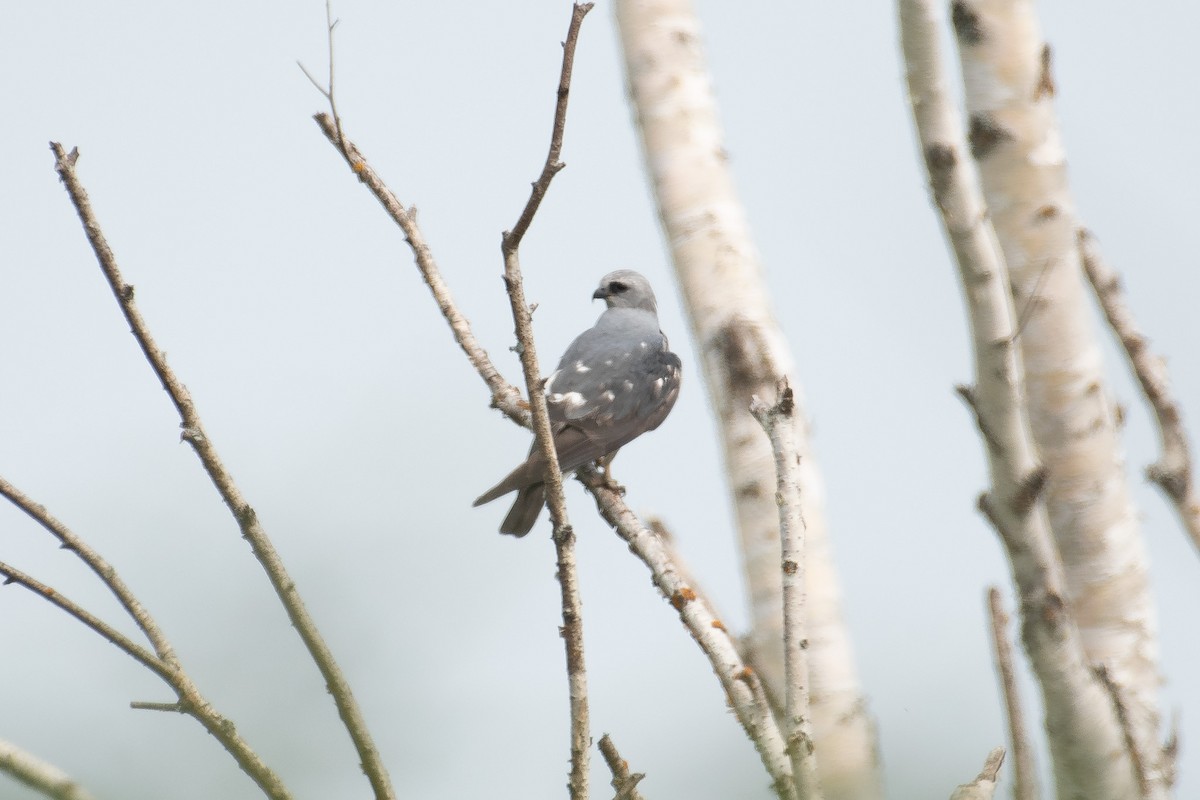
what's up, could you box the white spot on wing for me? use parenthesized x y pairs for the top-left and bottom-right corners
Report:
(622, 380), (634, 391)
(600, 390), (616, 403)
(638, 341), (649, 350)
(549, 391), (586, 409)
(573, 360), (590, 373)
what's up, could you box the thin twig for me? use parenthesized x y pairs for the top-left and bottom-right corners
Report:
(1078, 228), (1200, 556)
(986, 587), (1038, 800)
(598, 734), (647, 800)
(580, 468), (798, 800)
(0, 560), (169, 681)
(297, 0), (349, 159)
(0, 738), (97, 800)
(749, 379), (821, 800)
(496, 5), (594, 799)
(1096, 664), (1153, 798)
(129, 701), (187, 713)
(49, 142), (385, 800)
(312, 113), (530, 427)
(503, 3), (595, 248)
(1, 493), (290, 799)
(0, 474), (177, 668)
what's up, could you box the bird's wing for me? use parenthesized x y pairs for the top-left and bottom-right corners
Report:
(544, 309), (681, 472)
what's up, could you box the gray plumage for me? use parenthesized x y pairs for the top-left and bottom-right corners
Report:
(474, 270), (682, 536)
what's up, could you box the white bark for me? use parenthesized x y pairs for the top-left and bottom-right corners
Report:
(948, 748), (1005, 800)
(615, 3), (879, 798)
(583, 473), (799, 800)
(899, 1), (1142, 796)
(986, 588), (1038, 800)
(952, 3), (1165, 795)
(752, 382), (823, 800)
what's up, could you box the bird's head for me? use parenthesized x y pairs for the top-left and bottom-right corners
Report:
(593, 269), (658, 313)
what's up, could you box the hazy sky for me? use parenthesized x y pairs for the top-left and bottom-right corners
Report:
(3, 2), (1198, 799)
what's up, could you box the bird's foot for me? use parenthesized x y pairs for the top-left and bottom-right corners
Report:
(599, 472), (626, 496)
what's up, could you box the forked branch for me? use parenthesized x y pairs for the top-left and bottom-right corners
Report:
(494, 5), (594, 799)
(50, 142), (391, 800)
(309, 4), (798, 796)
(0, 478), (289, 799)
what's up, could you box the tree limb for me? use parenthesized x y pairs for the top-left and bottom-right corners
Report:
(1078, 228), (1200, 556)
(0, 739), (97, 800)
(310, 115), (529, 427)
(986, 587), (1038, 800)
(0, 474), (176, 671)
(49, 142), (388, 800)
(0, 494), (290, 799)
(613, 4), (879, 796)
(750, 380), (822, 800)
(0, 559), (169, 681)
(899, 2), (1142, 796)
(598, 734), (647, 800)
(496, 5), (595, 798)
(949, 3), (1164, 793)
(309, 8), (800, 794)
(580, 469), (798, 800)
(948, 747), (1006, 800)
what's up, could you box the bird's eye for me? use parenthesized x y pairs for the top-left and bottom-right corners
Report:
(609, 281), (628, 293)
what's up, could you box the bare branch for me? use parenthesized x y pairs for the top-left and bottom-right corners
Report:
(49, 142), (389, 800)
(1078, 228), (1200, 556)
(750, 379), (822, 800)
(495, 6), (594, 798)
(311, 7), (601, 790)
(129, 701), (187, 713)
(312, 113), (529, 427)
(598, 734), (647, 800)
(309, 7), (798, 796)
(298, 0), (350, 160)
(986, 587), (1038, 800)
(0, 485), (291, 799)
(502, 2), (594, 250)
(580, 469), (798, 800)
(0, 474), (177, 667)
(0, 559), (170, 680)
(0, 739), (97, 800)
(949, 747), (1006, 800)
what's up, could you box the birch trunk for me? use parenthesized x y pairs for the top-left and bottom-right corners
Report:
(616, 2), (880, 798)
(952, 2), (1166, 794)
(899, 2), (1143, 794)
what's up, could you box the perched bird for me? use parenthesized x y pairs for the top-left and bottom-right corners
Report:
(474, 270), (681, 536)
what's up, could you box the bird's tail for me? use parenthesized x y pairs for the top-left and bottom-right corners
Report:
(499, 484), (546, 537)
(473, 459), (539, 508)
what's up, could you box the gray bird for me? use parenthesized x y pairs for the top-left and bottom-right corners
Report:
(474, 270), (682, 536)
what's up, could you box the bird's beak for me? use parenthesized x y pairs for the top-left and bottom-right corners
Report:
(592, 287), (609, 301)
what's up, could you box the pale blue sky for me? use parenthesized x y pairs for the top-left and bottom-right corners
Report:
(2, 2), (1198, 798)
